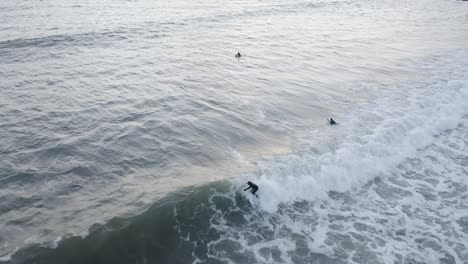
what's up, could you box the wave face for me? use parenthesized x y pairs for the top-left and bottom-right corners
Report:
(2, 0), (468, 263)
(253, 52), (468, 212)
(5, 52), (468, 264)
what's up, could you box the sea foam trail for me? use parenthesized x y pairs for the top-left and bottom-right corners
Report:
(242, 52), (468, 212)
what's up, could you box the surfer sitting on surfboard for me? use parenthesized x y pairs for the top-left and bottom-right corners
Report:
(243, 181), (259, 195)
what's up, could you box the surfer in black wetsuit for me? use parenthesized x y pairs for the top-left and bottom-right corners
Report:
(235, 52), (241, 58)
(243, 181), (258, 195)
(329, 118), (337, 125)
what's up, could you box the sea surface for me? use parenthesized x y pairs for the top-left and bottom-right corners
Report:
(1, 0), (468, 263)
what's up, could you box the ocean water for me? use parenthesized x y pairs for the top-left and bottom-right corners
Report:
(1, 0), (468, 263)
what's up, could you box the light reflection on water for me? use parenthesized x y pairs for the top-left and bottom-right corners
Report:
(0, 0), (468, 259)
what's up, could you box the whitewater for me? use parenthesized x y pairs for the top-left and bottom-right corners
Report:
(1, 0), (468, 263)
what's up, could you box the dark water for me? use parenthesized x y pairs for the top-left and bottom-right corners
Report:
(1, 0), (468, 263)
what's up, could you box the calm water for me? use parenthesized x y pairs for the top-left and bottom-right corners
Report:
(1, 0), (468, 263)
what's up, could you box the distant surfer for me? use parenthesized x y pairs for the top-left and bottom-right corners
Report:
(243, 181), (258, 195)
(329, 118), (337, 125)
(235, 52), (241, 58)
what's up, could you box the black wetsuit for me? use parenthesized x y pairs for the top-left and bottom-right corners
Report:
(330, 118), (337, 125)
(243, 181), (258, 195)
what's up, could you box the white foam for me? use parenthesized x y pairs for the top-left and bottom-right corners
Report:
(243, 51), (468, 212)
(231, 149), (249, 165)
(0, 247), (18, 262)
(0, 255), (11, 262)
(209, 51), (468, 264)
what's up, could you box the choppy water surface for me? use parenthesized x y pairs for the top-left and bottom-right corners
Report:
(1, 0), (468, 263)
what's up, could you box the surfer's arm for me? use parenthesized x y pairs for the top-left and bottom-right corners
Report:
(243, 186), (251, 191)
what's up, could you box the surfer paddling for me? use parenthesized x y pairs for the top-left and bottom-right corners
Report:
(243, 181), (259, 195)
(329, 118), (337, 125)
